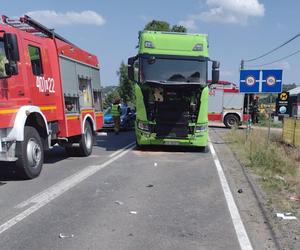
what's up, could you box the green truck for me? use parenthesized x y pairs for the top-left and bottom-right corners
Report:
(128, 31), (219, 149)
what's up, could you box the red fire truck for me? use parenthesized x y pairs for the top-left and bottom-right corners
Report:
(0, 15), (103, 179)
(208, 81), (249, 128)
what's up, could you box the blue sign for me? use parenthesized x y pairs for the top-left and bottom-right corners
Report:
(240, 70), (260, 93)
(240, 69), (283, 93)
(262, 70), (282, 93)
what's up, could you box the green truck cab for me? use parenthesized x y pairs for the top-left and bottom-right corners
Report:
(128, 31), (219, 149)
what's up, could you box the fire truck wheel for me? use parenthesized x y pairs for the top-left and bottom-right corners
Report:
(16, 126), (44, 179)
(224, 114), (239, 128)
(78, 122), (94, 156)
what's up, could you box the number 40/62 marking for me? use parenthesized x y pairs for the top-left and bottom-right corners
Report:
(36, 76), (55, 93)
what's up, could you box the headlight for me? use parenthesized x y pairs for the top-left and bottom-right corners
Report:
(195, 124), (208, 132)
(144, 41), (154, 48)
(137, 121), (150, 131)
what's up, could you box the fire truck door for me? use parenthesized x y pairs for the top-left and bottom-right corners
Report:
(25, 40), (56, 111)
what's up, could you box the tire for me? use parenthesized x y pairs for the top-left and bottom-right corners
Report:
(77, 122), (94, 156)
(224, 114), (239, 128)
(15, 126), (44, 179)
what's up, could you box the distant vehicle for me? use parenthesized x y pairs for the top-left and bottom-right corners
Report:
(103, 105), (136, 130)
(208, 80), (250, 128)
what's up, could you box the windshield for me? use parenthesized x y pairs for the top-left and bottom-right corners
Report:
(141, 57), (207, 85)
(0, 40), (8, 78)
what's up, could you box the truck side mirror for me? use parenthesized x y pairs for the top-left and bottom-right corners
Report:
(3, 33), (20, 62)
(3, 33), (19, 76)
(211, 60), (220, 84)
(5, 62), (18, 76)
(128, 57), (136, 82)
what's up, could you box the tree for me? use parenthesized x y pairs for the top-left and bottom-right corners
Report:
(144, 20), (170, 32)
(144, 20), (187, 33)
(171, 25), (187, 33)
(102, 86), (119, 109)
(117, 61), (135, 105)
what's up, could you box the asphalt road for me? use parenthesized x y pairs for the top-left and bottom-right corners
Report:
(0, 129), (271, 250)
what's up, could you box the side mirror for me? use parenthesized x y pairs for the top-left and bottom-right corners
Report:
(3, 33), (20, 62)
(5, 62), (18, 76)
(211, 60), (220, 84)
(128, 57), (136, 82)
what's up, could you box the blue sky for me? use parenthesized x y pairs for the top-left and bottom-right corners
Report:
(1, 0), (299, 86)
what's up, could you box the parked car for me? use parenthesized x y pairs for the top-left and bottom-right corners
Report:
(103, 105), (136, 130)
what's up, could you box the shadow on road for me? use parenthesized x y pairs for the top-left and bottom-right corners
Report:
(133, 145), (208, 153)
(95, 130), (135, 152)
(0, 162), (19, 181)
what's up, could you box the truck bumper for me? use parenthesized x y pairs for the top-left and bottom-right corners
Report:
(0, 129), (17, 161)
(136, 129), (208, 147)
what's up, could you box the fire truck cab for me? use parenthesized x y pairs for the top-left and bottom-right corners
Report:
(208, 81), (248, 128)
(0, 15), (103, 179)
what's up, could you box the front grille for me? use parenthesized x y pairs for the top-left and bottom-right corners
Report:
(156, 122), (189, 138)
(155, 101), (190, 138)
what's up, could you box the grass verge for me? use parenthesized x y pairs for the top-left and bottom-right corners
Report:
(226, 128), (300, 214)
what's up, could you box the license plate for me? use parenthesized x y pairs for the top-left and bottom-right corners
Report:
(164, 141), (180, 145)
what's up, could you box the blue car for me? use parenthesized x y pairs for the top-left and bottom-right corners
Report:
(103, 105), (136, 130)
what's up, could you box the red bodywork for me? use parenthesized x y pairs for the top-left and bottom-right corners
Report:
(0, 17), (103, 137)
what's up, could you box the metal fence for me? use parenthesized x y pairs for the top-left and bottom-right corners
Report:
(283, 118), (300, 147)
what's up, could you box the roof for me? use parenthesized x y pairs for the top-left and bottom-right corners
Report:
(138, 31), (209, 57)
(288, 86), (300, 96)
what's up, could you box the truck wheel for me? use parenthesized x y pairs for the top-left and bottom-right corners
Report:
(77, 122), (94, 156)
(224, 114), (239, 128)
(16, 126), (44, 179)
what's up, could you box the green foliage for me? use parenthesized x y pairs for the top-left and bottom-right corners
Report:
(227, 129), (295, 189)
(144, 20), (187, 33)
(0, 54), (7, 77)
(171, 25), (187, 33)
(102, 86), (119, 109)
(144, 20), (170, 31)
(117, 61), (135, 105)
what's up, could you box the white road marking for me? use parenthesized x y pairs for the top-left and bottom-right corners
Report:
(97, 132), (107, 136)
(0, 143), (135, 235)
(208, 139), (253, 250)
(109, 142), (136, 158)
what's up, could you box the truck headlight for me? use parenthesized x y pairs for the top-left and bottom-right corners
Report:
(195, 124), (208, 132)
(137, 121), (150, 131)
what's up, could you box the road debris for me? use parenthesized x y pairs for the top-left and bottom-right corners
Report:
(146, 184), (154, 188)
(237, 188), (243, 193)
(274, 175), (286, 183)
(114, 200), (124, 205)
(276, 213), (297, 220)
(59, 233), (74, 239)
(289, 195), (300, 201)
(130, 211), (138, 215)
(154, 162), (158, 167)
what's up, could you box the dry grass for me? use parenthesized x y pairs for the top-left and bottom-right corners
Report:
(226, 128), (300, 213)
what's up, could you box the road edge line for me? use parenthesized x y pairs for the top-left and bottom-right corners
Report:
(208, 139), (253, 250)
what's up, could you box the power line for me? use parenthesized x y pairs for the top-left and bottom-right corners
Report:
(244, 33), (300, 63)
(247, 49), (300, 67)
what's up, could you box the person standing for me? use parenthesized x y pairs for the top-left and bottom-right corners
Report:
(111, 97), (121, 134)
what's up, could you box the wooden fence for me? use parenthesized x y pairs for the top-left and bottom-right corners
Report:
(283, 118), (300, 147)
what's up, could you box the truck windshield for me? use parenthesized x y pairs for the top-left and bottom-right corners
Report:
(0, 40), (8, 78)
(141, 57), (207, 85)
